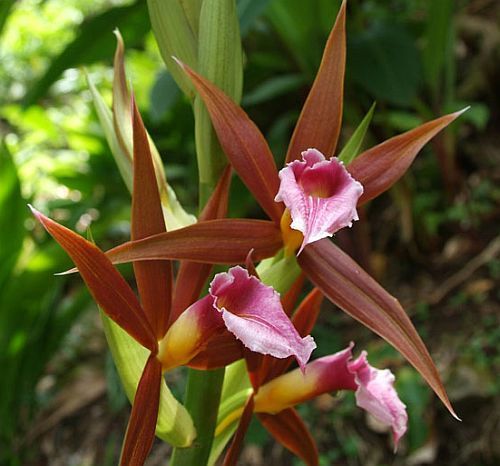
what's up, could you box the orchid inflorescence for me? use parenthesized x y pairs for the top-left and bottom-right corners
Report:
(31, 1), (464, 465)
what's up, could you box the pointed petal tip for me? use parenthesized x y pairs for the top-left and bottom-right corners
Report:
(171, 55), (184, 69)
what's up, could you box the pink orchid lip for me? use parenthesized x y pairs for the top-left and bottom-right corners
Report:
(209, 266), (316, 370)
(159, 266), (316, 371)
(254, 343), (407, 450)
(275, 148), (363, 253)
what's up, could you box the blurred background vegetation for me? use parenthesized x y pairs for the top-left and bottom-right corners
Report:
(0, 0), (499, 465)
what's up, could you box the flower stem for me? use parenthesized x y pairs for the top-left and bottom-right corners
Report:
(170, 368), (225, 466)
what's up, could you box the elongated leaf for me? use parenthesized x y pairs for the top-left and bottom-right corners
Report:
(195, 0), (243, 204)
(177, 60), (283, 224)
(171, 167), (232, 323)
(349, 109), (466, 205)
(86, 72), (133, 191)
(106, 219), (283, 265)
(31, 207), (157, 352)
(102, 314), (196, 446)
(23, 2), (149, 106)
(147, 0), (199, 97)
(422, 0), (454, 95)
(120, 355), (162, 466)
(285, 0), (346, 163)
(131, 99), (172, 338)
(258, 409), (318, 466)
(223, 395), (254, 466)
(338, 102), (376, 164)
(113, 31), (196, 230)
(298, 239), (457, 418)
(0, 142), (26, 289)
(0, 0), (16, 39)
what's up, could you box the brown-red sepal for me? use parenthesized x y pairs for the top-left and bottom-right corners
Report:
(175, 58), (283, 224)
(286, 0), (346, 163)
(298, 238), (458, 419)
(119, 355), (162, 466)
(350, 109), (467, 205)
(171, 166), (233, 324)
(258, 409), (318, 466)
(106, 219), (283, 265)
(222, 395), (255, 466)
(131, 97), (172, 338)
(30, 207), (157, 353)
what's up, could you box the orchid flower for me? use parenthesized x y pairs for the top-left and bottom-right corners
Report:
(275, 148), (363, 254)
(38, 2), (465, 464)
(217, 288), (406, 466)
(31, 98), (318, 466)
(253, 344), (408, 450)
(102, 1), (462, 427)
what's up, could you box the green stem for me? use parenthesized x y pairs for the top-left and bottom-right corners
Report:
(170, 368), (225, 466)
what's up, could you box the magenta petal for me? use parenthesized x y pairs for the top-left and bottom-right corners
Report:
(275, 148), (363, 251)
(348, 351), (408, 450)
(209, 266), (316, 369)
(254, 343), (407, 450)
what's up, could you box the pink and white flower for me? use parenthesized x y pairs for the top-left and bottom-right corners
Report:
(254, 343), (407, 449)
(159, 266), (316, 371)
(275, 148), (363, 252)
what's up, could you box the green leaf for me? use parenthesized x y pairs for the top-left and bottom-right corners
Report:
(237, 0), (273, 35)
(349, 23), (421, 106)
(0, 0), (15, 39)
(0, 142), (26, 289)
(338, 102), (376, 165)
(102, 313), (196, 447)
(23, 1), (149, 106)
(149, 71), (181, 123)
(242, 74), (306, 107)
(422, 0), (454, 97)
(195, 0), (243, 205)
(86, 72), (133, 192)
(147, 0), (199, 97)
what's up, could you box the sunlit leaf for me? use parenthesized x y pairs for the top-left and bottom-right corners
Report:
(102, 314), (196, 446)
(23, 2), (149, 105)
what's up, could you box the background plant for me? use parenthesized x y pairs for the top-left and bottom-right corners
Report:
(0, 0), (499, 465)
